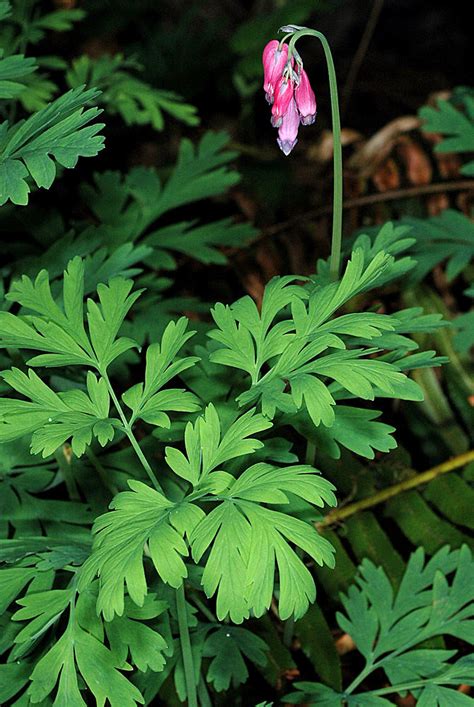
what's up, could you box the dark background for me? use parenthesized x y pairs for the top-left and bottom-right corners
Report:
(75, 0), (471, 137)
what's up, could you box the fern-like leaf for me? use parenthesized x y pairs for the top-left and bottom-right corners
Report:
(0, 86), (105, 205)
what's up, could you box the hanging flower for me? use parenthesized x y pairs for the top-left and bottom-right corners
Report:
(277, 97), (300, 156)
(262, 40), (289, 103)
(271, 75), (295, 127)
(262, 39), (317, 155)
(295, 68), (317, 125)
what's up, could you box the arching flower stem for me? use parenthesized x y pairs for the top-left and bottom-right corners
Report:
(286, 28), (343, 280)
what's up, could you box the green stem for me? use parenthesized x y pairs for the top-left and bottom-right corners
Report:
(192, 593), (217, 623)
(103, 373), (197, 703)
(176, 583), (198, 707)
(305, 439), (316, 466)
(55, 447), (80, 500)
(197, 677), (213, 707)
(85, 447), (119, 496)
(102, 372), (163, 493)
(344, 664), (374, 695)
(287, 29), (343, 279)
(282, 614), (295, 647)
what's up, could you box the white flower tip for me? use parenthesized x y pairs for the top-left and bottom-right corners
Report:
(301, 113), (316, 126)
(271, 115), (283, 128)
(277, 138), (297, 156)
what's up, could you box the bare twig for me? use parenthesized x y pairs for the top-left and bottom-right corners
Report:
(256, 179), (474, 241)
(317, 449), (474, 529)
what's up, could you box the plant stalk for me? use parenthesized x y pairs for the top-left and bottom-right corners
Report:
(55, 446), (80, 500)
(176, 583), (198, 707)
(288, 29), (343, 279)
(102, 372), (164, 493)
(344, 664), (373, 695)
(104, 373), (198, 705)
(85, 447), (119, 496)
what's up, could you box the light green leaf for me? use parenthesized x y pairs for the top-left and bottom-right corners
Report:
(209, 248), (430, 426)
(0, 53), (37, 100)
(165, 404), (272, 486)
(122, 317), (200, 426)
(105, 595), (169, 673)
(25, 590), (144, 707)
(79, 480), (204, 620)
(0, 368), (118, 457)
(190, 463), (336, 622)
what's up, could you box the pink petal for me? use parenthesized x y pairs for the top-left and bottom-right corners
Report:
(271, 77), (295, 127)
(277, 98), (300, 156)
(262, 40), (289, 97)
(295, 69), (317, 125)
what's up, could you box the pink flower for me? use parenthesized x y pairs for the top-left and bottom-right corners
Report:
(271, 76), (295, 127)
(262, 40), (289, 103)
(277, 98), (300, 156)
(295, 69), (317, 125)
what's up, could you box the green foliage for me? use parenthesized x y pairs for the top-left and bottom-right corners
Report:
(0, 6), (468, 704)
(0, 368), (118, 456)
(349, 210), (474, 289)
(419, 89), (474, 176)
(400, 210), (474, 283)
(0, 1), (84, 52)
(81, 131), (249, 244)
(286, 545), (474, 705)
(203, 626), (268, 691)
(0, 86), (105, 205)
(122, 317), (200, 427)
(80, 403), (336, 624)
(208, 246), (444, 427)
(190, 459), (336, 622)
(292, 406), (397, 460)
(0, 257), (138, 371)
(0, 51), (37, 99)
(0, 258), (200, 459)
(10, 586), (167, 706)
(66, 54), (199, 130)
(0, 0), (197, 132)
(454, 284), (474, 353)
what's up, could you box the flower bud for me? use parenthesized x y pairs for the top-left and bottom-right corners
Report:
(262, 40), (289, 102)
(295, 69), (317, 125)
(271, 76), (295, 128)
(277, 98), (300, 156)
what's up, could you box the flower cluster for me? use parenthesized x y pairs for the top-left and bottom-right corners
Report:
(262, 39), (317, 156)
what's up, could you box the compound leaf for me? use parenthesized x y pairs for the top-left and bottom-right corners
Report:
(190, 462), (336, 622)
(0, 86), (105, 205)
(122, 317), (200, 427)
(79, 481), (204, 620)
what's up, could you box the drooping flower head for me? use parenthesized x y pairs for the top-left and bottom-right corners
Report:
(262, 38), (317, 155)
